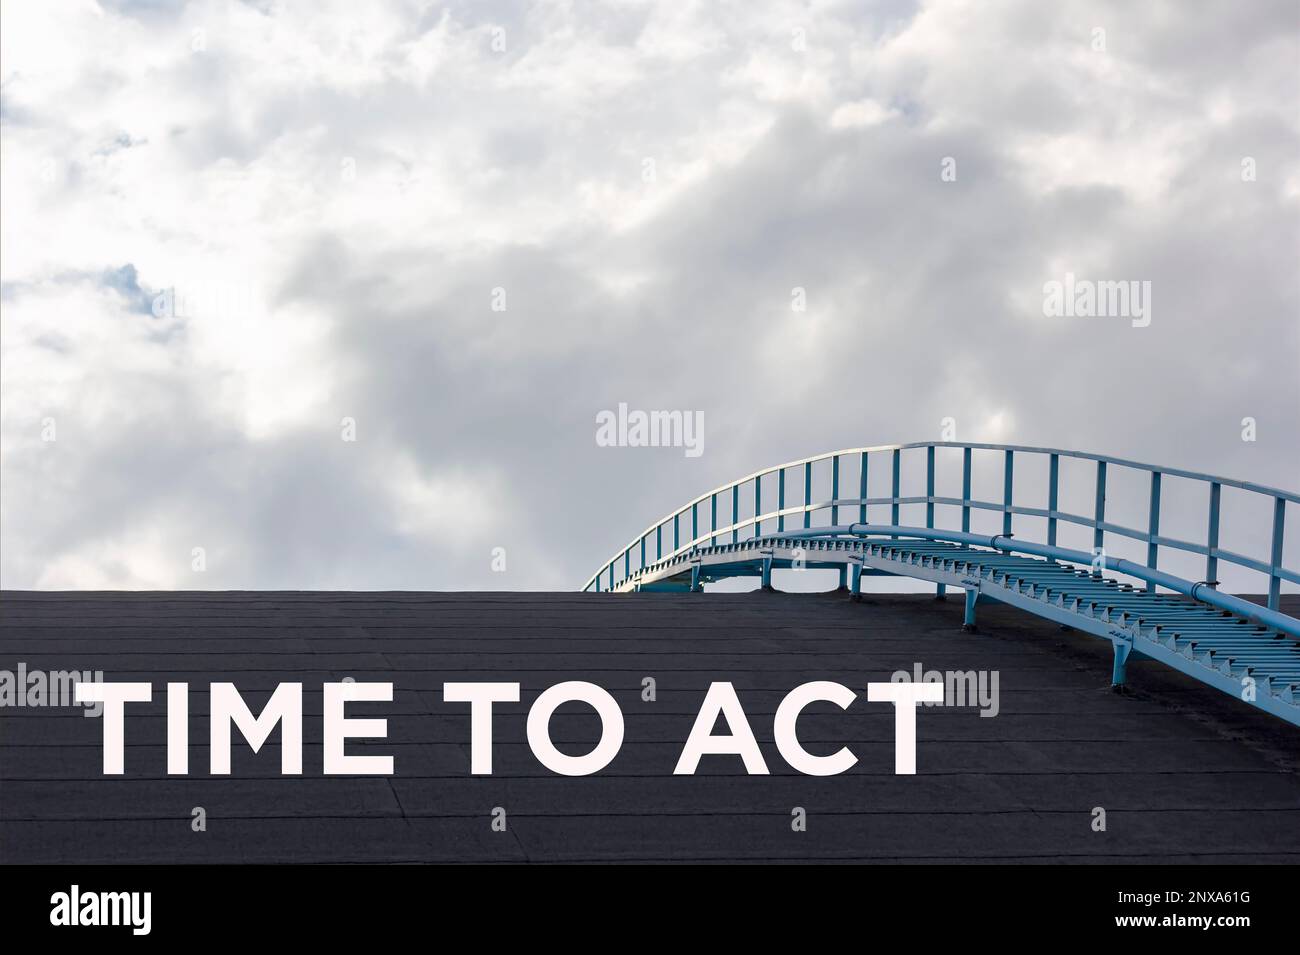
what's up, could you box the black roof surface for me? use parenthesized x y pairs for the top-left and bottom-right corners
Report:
(2, 590), (1297, 863)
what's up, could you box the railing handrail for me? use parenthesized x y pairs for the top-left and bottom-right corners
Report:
(583, 442), (1297, 605)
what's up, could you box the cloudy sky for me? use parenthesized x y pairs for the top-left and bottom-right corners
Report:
(2, 0), (1297, 592)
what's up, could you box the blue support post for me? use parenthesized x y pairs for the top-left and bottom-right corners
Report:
(851, 561), (863, 599)
(963, 589), (979, 632)
(1269, 497), (1285, 612)
(674, 513), (680, 552)
(690, 563), (701, 593)
(691, 502), (698, 545)
(656, 525), (662, 560)
(624, 550), (629, 581)
(711, 493), (717, 547)
(640, 536), (646, 570)
(1145, 471), (1161, 592)
(1047, 453), (1059, 548)
(837, 565), (847, 590)
(754, 478), (761, 539)
(859, 452), (868, 524)
(1111, 641), (1131, 689)
(1205, 482), (1220, 587)
(1002, 449), (1014, 536)
(761, 555), (773, 590)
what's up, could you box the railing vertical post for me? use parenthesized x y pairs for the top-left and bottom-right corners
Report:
(1002, 449), (1014, 536)
(778, 469), (786, 533)
(803, 462), (812, 529)
(624, 549), (629, 581)
(732, 485), (739, 544)
(859, 452), (868, 524)
(1145, 471), (1162, 592)
(608, 563), (614, 590)
(1047, 453), (1059, 548)
(1205, 482), (1220, 588)
(656, 525), (662, 560)
(927, 446), (943, 598)
(890, 449), (901, 529)
(961, 447), (972, 533)
(1093, 460), (1107, 574)
(1269, 497), (1285, 612)
(640, 536), (646, 570)
(925, 446), (935, 529)
(826, 454), (837, 527)
(674, 513), (680, 552)
(710, 493), (717, 547)
(754, 478), (761, 539)
(831, 455), (840, 527)
(691, 502), (698, 545)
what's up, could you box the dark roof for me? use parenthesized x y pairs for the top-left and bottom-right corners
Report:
(2, 590), (1298, 863)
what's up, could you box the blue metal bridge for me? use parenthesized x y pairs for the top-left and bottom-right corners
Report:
(584, 442), (1300, 727)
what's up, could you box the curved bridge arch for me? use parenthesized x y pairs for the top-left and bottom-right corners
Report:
(583, 442), (1300, 727)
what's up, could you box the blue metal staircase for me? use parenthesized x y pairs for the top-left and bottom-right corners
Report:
(583, 443), (1300, 727)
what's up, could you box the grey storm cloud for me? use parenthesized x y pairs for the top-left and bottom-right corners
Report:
(0, 0), (1296, 591)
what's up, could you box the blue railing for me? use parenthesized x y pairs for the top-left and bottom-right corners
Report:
(583, 441), (1298, 607)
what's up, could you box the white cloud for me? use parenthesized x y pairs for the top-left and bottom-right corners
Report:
(830, 98), (898, 129)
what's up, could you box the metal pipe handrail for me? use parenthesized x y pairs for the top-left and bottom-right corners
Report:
(584, 442), (1296, 609)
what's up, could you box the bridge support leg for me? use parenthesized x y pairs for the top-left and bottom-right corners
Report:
(935, 583), (946, 601)
(690, 564), (701, 593)
(1111, 641), (1131, 692)
(761, 557), (774, 591)
(851, 563), (863, 601)
(837, 565), (848, 592)
(962, 589), (979, 633)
